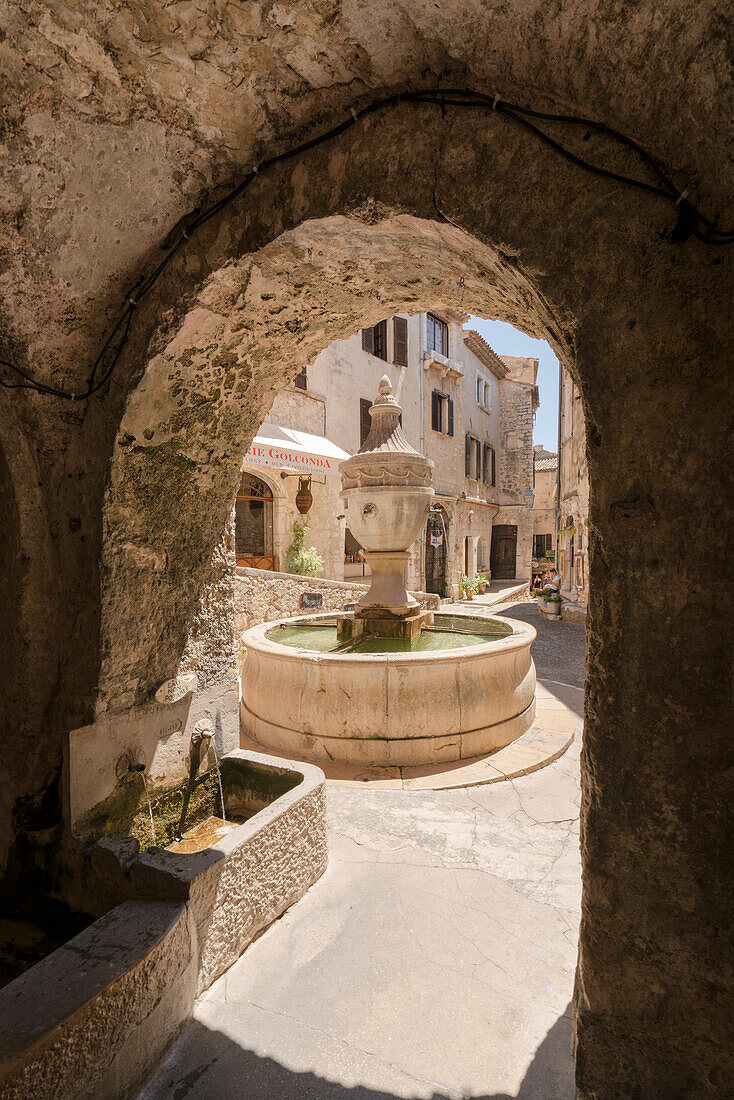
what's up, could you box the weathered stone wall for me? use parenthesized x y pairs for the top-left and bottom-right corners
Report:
(1, 3), (732, 1095)
(533, 464), (558, 542)
(559, 367), (590, 608)
(268, 386), (326, 437)
(498, 380), (535, 501)
(234, 566), (439, 640)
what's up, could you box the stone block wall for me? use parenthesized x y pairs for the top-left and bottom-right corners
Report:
(269, 386), (326, 436)
(234, 567), (440, 640)
(498, 380), (534, 500)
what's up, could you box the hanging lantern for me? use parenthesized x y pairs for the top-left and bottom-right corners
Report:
(295, 476), (313, 514)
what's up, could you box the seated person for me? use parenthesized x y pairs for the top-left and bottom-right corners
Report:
(543, 569), (561, 591)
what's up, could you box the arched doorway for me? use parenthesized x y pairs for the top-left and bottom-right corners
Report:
(425, 506), (449, 595)
(235, 473), (275, 570)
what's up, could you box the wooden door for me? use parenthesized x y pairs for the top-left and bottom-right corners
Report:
(490, 525), (517, 579)
(235, 474), (275, 570)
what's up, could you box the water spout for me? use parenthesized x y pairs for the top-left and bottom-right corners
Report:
(177, 721), (213, 839)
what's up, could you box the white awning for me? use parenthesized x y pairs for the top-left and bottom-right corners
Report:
(243, 423), (351, 478)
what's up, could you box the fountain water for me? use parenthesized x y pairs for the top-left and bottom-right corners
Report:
(210, 740), (227, 827)
(240, 375), (537, 768)
(133, 767), (157, 846)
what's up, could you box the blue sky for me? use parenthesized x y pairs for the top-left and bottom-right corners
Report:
(468, 317), (559, 453)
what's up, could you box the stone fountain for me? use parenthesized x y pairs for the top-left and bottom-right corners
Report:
(337, 374), (434, 641)
(240, 374), (538, 768)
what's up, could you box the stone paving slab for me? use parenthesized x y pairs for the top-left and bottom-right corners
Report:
(138, 599), (583, 1100)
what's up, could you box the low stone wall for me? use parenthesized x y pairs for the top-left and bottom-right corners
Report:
(0, 752), (327, 1099)
(234, 566), (440, 638)
(561, 602), (587, 625)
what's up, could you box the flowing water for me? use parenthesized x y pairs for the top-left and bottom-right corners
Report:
(267, 614), (513, 654)
(210, 742), (227, 826)
(140, 772), (157, 845)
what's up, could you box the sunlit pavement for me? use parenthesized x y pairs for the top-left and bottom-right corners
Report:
(139, 603), (584, 1100)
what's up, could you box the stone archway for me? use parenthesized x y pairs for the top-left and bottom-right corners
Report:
(1, 8), (732, 1094)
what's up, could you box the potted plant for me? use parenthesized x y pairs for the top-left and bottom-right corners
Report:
(460, 574), (477, 600)
(544, 591), (563, 616)
(536, 587), (547, 607)
(476, 573), (488, 595)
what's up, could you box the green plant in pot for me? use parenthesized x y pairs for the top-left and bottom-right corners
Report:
(476, 573), (488, 595)
(460, 574), (478, 600)
(544, 591), (563, 615)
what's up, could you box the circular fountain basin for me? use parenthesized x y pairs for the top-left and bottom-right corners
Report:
(240, 612), (536, 767)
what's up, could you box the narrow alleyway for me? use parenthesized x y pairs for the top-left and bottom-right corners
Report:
(139, 602), (585, 1100)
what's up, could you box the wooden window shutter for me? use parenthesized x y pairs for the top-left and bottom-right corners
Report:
(374, 320), (388, 361)
(465, 433), (472, 477)
(359, 398), (372, 446)
(432, 391), (441, 432)
(447, 397), (454, 437)
(393, 317), (408, 366)
(491, 446), (496, 486)
(483, 443), (489, 484)
(361, 326), (375, 354)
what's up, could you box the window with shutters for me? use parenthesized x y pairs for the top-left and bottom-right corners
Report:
(534, 534), (553, 557)
(431, 390), (453, 435)
(483, 443), (496, 486)
(426, 313), (448, 357)
(294, 366), (307, 390)
(393, 316), (408, 367)
(359, 398), (372, 447)
(361, 319), (388, 361)
(465, 434), (481, 479)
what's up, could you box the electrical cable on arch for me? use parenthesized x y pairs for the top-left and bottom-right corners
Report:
(1, 86), (730, 404)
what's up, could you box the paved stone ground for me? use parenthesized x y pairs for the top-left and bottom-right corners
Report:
(138, 603), (586, 1100)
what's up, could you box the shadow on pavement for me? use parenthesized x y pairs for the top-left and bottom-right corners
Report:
(138, 1003), (575, 1100)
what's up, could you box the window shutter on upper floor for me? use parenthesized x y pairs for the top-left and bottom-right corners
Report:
(491, 446), (496, 486)
(447, 397), (454, 437)
(374, 319), (388, 361)
(393, 317), (408, 366)
(465, 433), (472, 477)
(361, 326), (374, 354)
(432, 391), (441, 432)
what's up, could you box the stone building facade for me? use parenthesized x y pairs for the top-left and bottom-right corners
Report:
(557, 368), (590, 608)
(532, 446), (558, 574)
(241, 312), (538, 596)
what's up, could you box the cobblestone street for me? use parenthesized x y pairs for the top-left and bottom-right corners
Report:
(140, 604), (585, 1100)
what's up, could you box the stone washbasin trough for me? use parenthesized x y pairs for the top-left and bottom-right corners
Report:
(240, 375), (537, 768)
(0, 750), (327, 1098)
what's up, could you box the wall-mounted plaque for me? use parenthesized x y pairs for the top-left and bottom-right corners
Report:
(300, 592), (324, 610)
(154, 672), (197, 705)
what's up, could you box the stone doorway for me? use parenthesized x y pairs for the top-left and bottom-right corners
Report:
(235, 473), (275, 570)
(425, 506), (448, 595)
(491, 525), (518, 580)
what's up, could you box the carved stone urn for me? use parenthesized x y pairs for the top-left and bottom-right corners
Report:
(339, 375), (434, 636)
